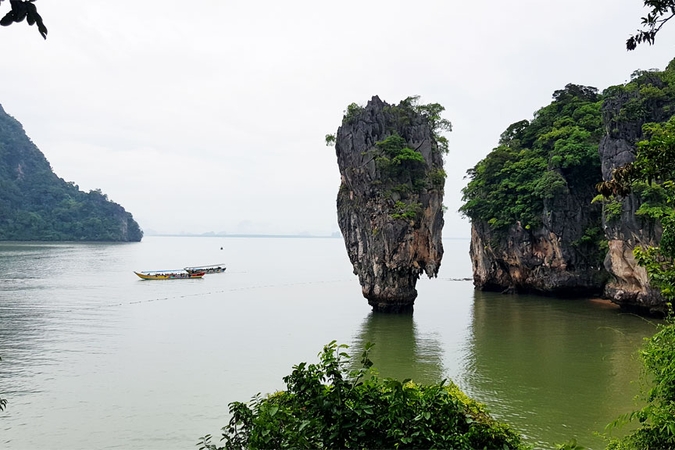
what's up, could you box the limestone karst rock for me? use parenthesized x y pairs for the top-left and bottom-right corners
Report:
(596, 86), (667, 313)
(462, 64), (675, 315)
(462, 84), (607, 301)
(333, 96), (447, 312)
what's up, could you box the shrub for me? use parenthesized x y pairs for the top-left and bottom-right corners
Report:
(391, 200), (421, 221)
(606, 319), (675, 450)
(198, 342), (525, 450)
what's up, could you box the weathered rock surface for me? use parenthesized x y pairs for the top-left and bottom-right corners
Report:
(598, 89), (666, 314)
(466, 71), (674, 315)
(470, 190), (606, 298)
(334, 96), (445, 312)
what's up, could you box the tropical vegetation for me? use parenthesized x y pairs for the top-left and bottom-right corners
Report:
(459, 60), (675, 448)
(327, 96), (450, 224)
(600, 105), (675, 450)
(0, 105), (143, 241)
(198, 341), (525, 450)
(627, 0), (675, 50)
(460, 83), (603, 231)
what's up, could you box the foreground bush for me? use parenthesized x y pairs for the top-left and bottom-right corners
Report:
(199, 341), (525, 450)
(606, 319), (675, 450)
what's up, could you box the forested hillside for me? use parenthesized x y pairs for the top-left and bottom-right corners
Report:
(460, 84), (603, 232)
(460, 59), (675, 313)
(0, 104), (142, 241)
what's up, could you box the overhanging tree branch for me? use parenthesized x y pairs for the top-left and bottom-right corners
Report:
(0, 0), (47, 39)
(627, 0), (675, 50)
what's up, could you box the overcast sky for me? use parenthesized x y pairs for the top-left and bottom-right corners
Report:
(2, 0), (674, 237)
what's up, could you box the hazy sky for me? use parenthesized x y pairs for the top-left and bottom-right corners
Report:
(2, 0), (674, 237)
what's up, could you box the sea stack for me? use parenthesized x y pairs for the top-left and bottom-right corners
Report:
(333, 96), (447, 312)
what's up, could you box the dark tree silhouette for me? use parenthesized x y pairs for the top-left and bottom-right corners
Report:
(0, 0), (46, 39)
(627, 0), (675, 50)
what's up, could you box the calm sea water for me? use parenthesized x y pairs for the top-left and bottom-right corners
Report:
(0, 236), (659, 449)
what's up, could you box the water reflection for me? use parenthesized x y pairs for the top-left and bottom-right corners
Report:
(350, 312), (444, 384)
(0, 243), (65, 392)
(0, 242), (129, 399)
(461, 290), (659, 449)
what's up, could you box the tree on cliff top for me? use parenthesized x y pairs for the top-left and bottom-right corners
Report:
(460, 83), (603, 231)
(325, 96), (452, 153)
(0, 0), (46, 39)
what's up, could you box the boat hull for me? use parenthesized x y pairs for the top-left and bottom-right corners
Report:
(134, 271), (205, 280)
(184, 265), (226, 274)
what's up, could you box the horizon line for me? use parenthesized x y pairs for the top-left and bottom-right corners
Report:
(144, 233), (471, 240)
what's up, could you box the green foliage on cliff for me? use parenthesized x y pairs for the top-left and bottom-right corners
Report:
(460, 84), (603, 230)
(623, 118), (675, 304)
(358, 96), (450, 224)
(602, 93), (675, 450)
(391, 200), (422, 221)
(372, 134), (429, 222)
(400, 96), (453, 154)
(198, 342), (525, 450)
(601, 112), (675, 300)
(603, 64), (675, 139)
(606, 318), (675, 450)
(372, 133), (441, 223)
(375, 135), (426, 184)
(343, 102), (364, 124)
(0, 105), (143, 241)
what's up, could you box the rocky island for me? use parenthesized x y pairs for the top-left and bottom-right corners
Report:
(461, 62), (675, 315)
(331, 96), (450, 312)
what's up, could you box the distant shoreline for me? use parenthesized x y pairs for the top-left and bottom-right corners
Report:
(144, 233), (471, 240)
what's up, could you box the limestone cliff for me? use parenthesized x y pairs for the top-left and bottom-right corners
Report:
(596, 75), (671, 314)
(469, 198), (606, 298)
(461, 84), (608, 299)
(462, 66), (675, 315)
(334, 96), (446, 312)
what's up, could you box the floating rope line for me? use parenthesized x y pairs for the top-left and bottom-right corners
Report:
(67, 278), (356, 312)
(15, 277), (473, 315)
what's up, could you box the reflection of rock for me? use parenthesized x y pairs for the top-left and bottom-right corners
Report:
(463, 290), (653, 449)
(350, 312), (444, 385)
(334, 96), (445, 312)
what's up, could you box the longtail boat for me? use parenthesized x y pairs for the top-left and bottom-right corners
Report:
(184, 264), (226, 274)
(134, 270), (205, 280)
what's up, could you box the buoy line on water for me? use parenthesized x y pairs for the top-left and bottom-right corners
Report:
(67, 278), (355, 312)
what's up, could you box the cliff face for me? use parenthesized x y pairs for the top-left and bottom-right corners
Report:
(597, 83), (669, 313)
(462, 84), (607, 299)
(469, 180), (606, 297)
(463, 66), (675, 315)
(0, 104), (143, 242)
(334, 96), (445, 312)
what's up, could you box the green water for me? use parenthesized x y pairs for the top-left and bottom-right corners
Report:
(0, 237), (661, 449)
(352, 289), (658, 449)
